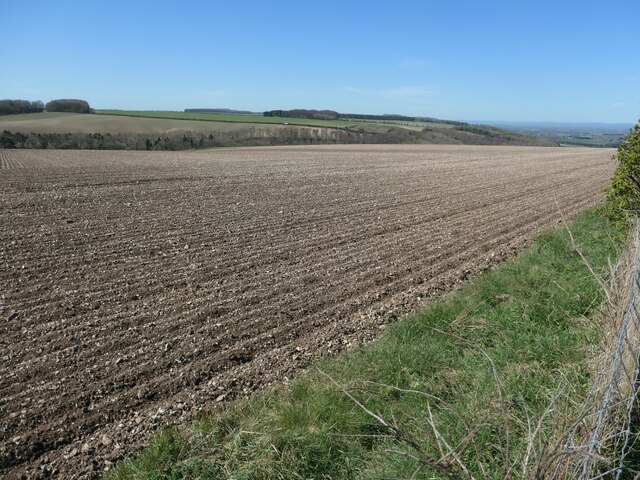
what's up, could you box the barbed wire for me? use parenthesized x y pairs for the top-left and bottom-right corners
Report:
(548, 228), (640, 479)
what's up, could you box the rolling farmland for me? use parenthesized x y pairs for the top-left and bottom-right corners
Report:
(96, 110), (357, 128)
(0, 145), (615, 478)
(0, 112), (559, 148)
(0, 112), (285, 135)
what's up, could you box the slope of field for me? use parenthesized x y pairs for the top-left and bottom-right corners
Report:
(0, 145), (615, 478)
(0, 112), (557, 147)
(96, 110), (357, 128)
(0, 112), (283, 134)
(93, 110), (556, 145)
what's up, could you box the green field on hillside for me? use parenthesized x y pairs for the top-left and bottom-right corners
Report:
(0, 111), (559, 147)
(96, 109), (357, 128)
(95, 109), (460, 132)
(0, 111), (283, 134)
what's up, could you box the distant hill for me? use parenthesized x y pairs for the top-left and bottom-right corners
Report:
(262, 109), (467, 126)
(479, 121), (634, 147)
(0, 110), (558, 150)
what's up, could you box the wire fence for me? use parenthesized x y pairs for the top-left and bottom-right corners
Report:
(547, 226), (640, 479)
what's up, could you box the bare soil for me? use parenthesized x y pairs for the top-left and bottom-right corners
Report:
(0, 145), (615, 478)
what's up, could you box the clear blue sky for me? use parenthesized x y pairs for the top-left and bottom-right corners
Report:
(2, 0), (639, 123)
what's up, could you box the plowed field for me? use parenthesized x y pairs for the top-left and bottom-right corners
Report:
(0, 145), (615, 478)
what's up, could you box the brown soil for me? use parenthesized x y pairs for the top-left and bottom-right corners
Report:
(0, 145), (616, 479)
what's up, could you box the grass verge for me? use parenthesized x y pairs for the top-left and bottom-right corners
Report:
(107, 209), (622, 479)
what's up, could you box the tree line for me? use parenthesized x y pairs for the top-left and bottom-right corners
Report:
(0, 100), (44, 115)
(0, 121), (556, 151)
(185, 108), (255, 114)
(0, 127), (385, 150)
(262, 109), (468, 125)
(263, 109), (341, 120)
(44, 99), (92, 113)
(0, 98), (92, 115)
